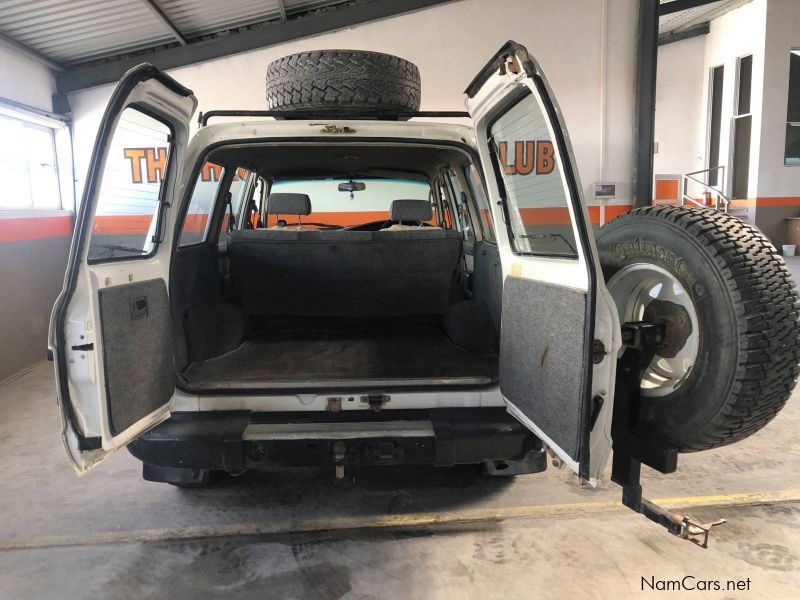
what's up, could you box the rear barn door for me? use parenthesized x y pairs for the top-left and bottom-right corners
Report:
(466, 42), (600, 479)
(50, 65), (196, 472)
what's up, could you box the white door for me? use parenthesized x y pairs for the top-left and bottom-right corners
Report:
(50, 65), (197, 473)
(466, 42), (618, 481)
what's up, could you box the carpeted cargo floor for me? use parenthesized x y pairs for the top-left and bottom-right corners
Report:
(184, 326), (498, 385)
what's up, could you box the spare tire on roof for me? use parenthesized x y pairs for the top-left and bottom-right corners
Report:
(265, 50), (421, 117)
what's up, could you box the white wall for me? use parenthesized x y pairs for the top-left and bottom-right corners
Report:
(0, 44), (55, 111)
(699, 0), (767, 198)
(757, 0), (800, 198)
(68, 0), (637, 209)
(654, 35), (707, 176)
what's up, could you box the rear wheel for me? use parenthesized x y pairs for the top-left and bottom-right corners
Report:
(597, 206), (800, 452)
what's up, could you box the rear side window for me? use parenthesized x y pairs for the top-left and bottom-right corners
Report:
(465, 164), (495, 242)
(88, 107), (172, 262)
(443, 169), (476, 241)
(489, 91), (578, 258)
(178, 161), (225, 246)
(220, 168), (254, 234)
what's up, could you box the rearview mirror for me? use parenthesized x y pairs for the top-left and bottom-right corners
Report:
(338, 181), (366, 193)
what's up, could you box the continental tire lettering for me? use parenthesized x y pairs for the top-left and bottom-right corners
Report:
(613, 239), (702, 298)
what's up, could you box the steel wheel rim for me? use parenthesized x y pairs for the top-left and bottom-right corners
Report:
(606, 263), (700, 397)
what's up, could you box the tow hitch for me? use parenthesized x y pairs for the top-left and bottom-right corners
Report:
(611, 322), (725, 548)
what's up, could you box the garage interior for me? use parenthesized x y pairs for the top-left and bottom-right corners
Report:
(1, 0), (800, 597)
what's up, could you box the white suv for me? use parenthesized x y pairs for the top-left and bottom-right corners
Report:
(50, 42), (799, 546)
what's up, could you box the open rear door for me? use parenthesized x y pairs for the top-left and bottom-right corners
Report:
(49, 65), (196, 473)
(466, 42), (615, 481)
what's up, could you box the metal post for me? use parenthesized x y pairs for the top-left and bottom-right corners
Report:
(633, 0), (659, 208)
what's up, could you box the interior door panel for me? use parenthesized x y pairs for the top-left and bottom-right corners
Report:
(499, 276), (589, 461)
(99, 279), (174, 434)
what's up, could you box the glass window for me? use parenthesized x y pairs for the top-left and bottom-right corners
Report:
(0, 115), (61, 210)
(465, 164), (495, 242)
(489, 91), (578, 258)
(179, 161), (224, 246)
(268, 178), (431, 228)
(737, 55), (752, 116)
(88, 108), (172, 262)
(444, 169), (476, 241)
(219, 168), (254, 234)
(708, 65), (724, 185)
(786, 50), (800, 166)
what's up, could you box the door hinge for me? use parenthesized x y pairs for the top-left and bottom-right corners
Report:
(361, 393), (390, 412)
(592, 339), (607, 364)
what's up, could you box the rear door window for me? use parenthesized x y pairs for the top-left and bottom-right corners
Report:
(489, 91), (578, 258)
(87, 107), (172, 262)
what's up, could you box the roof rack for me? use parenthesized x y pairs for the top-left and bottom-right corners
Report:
(198, 110), (471, 127)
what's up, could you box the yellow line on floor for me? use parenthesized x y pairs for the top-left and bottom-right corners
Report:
(2, 488), (799, 551)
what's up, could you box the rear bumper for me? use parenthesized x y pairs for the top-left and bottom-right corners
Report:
(128, 407), (544, 475)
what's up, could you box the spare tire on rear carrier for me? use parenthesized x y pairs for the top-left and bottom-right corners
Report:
(265, 50), (421, 118)
(596, 206), (800, 452)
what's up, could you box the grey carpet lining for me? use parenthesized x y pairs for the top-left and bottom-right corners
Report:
(499, 275), (588, 461)
(184, 327), (498, 385)
(99, 279), (174, 434)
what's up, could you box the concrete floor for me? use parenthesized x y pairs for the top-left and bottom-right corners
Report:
(1, 366), (799, 598)
(2, 261), (800, 599)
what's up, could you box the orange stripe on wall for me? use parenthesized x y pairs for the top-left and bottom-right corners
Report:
(756, 197), (800, 207)
(0, 215), (73, 243)
(93, 215), (153, 234)
(520, 204), (633, 226)
(182, 213), (209, 233)
(265, 210), (391, 227)
(654, 179), (679, 201)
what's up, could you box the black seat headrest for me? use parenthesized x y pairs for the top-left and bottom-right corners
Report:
(390, 199), (432, 222)
(267, 193), (311, 216)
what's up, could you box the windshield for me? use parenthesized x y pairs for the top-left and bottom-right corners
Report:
(268, 177), (431, 228)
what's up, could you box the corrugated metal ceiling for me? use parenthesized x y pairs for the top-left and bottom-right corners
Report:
(659, 0), (753, 35)
(0, 0), (173, 64)
(0, 0), (351, 67)
(0, 0), (757, 71)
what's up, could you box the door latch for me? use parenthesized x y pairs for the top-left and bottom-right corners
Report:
(360, 393), (390, 412)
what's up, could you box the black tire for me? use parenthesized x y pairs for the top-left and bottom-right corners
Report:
(265, 50), (421, 116)
(597, 206), (800, 452)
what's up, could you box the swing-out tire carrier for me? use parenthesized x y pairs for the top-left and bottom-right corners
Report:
(610, 322), (725, 548)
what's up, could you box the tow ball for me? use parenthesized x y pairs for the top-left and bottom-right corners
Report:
(611, 322), (725, 548)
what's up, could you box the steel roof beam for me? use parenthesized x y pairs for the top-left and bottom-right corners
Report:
(658, 22), (709, 44)
(659, 0), (721, 16)
(634, 0), (659, 209)
(56, 0), (454, 95)
(140, 0), (188, 45)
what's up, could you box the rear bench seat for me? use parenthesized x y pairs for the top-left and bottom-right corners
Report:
(228, 228), (463, 318)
